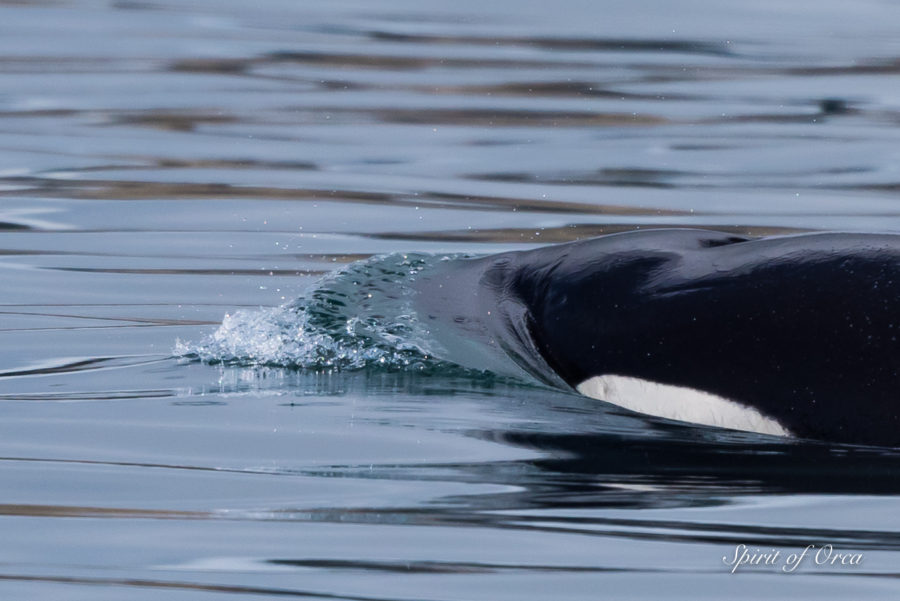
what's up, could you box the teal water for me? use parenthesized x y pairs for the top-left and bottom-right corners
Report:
(3, 1), (900, 599)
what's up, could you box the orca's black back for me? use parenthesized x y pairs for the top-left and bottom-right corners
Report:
(503, 230), (900, 446)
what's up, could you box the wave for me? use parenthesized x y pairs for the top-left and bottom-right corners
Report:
(175, 253), (476, 374)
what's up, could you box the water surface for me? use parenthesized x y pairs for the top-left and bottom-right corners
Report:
(3, 1), (900, 599)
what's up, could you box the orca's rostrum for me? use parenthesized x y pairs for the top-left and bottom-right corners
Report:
(415, 229), (900, 446)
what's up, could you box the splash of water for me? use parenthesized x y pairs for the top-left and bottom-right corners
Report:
(176, 253), (455, 371)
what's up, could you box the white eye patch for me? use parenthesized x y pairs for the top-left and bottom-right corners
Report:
(576, 374), (792, 437)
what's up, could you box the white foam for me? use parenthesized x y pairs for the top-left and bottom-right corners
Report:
(173, 252), (445, 370)
(576, 374), (791, 437)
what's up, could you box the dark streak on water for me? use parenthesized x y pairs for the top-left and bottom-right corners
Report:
(3, 1), (900, 599)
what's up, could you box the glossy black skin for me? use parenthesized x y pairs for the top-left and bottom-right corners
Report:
(486, 229), (900, 446)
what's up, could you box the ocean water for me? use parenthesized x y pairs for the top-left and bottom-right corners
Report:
(2, 1), (900, 598)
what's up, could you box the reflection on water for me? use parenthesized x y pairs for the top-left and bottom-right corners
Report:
(3, 0), (900, 599)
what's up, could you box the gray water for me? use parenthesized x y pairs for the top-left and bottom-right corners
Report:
(3, 1), (900, 599)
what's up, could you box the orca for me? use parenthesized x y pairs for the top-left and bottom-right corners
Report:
(415, 229), (900, 446)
